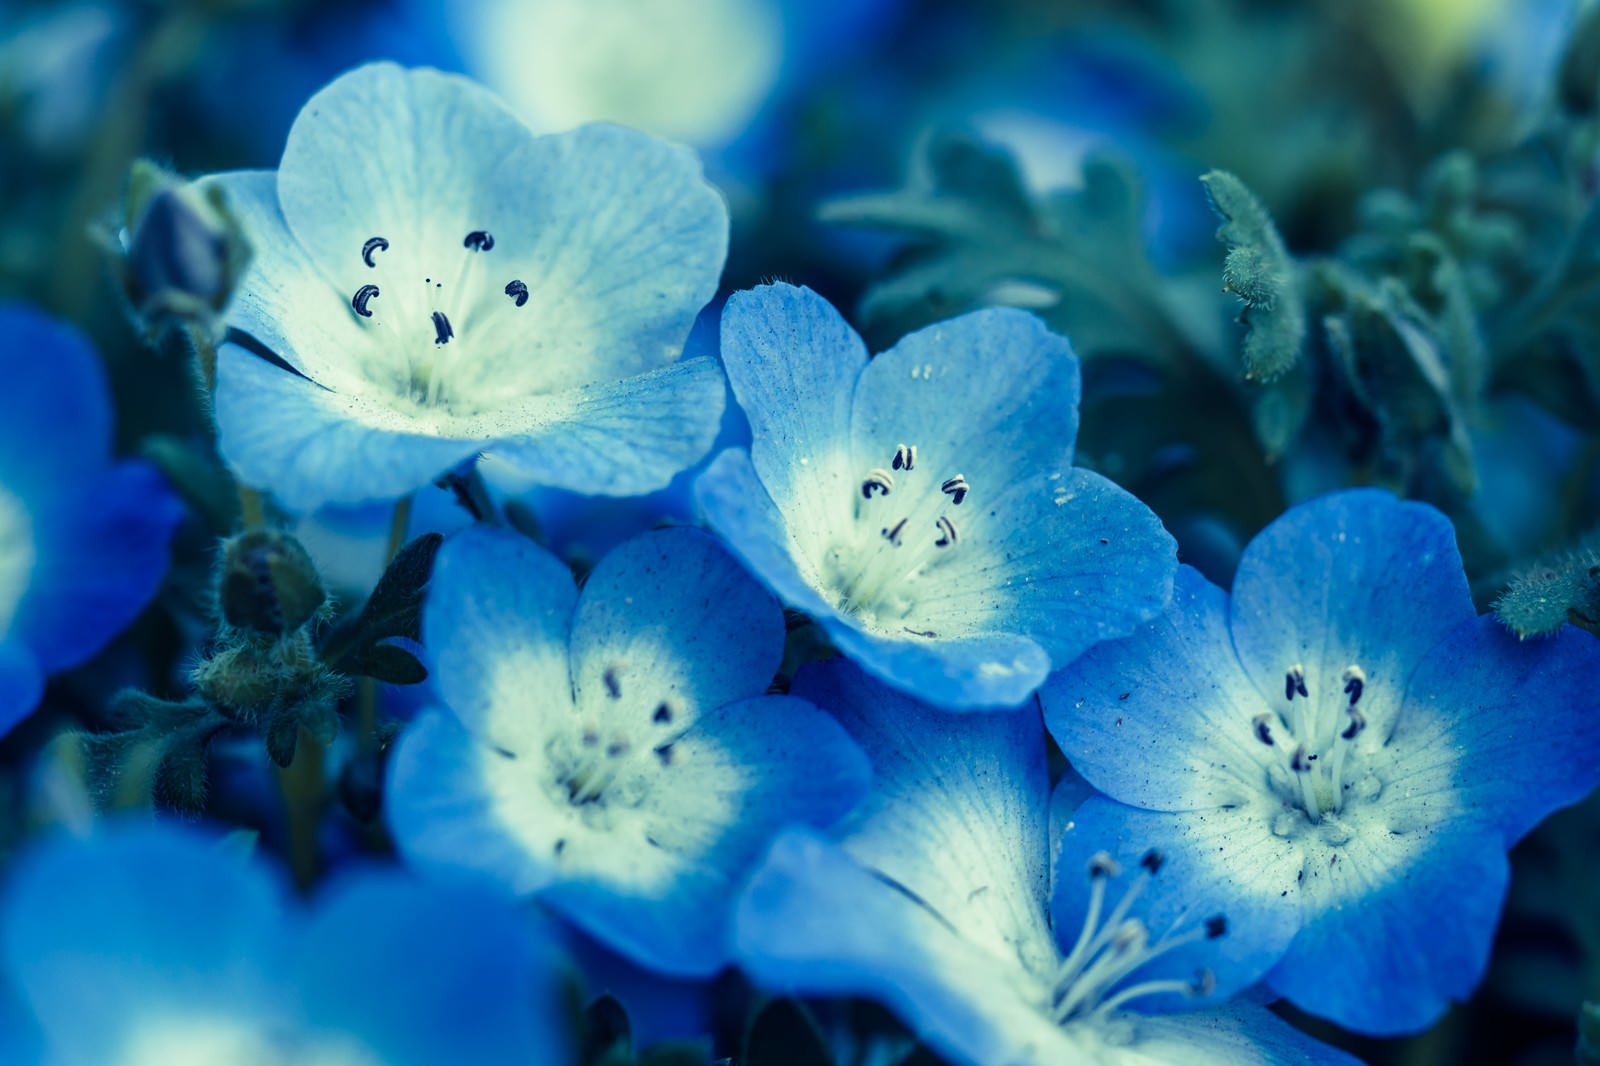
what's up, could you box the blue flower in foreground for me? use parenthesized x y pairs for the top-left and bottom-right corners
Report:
(201, 61), (730, 512)
(0, 305), (182, 735)
(694, 283), (1177, 709)
(1040, 489), (1600, 1035)
(0, 821), (569, 1065)
(735, 659), (1356, 1066)
(386, 524), (870, 975)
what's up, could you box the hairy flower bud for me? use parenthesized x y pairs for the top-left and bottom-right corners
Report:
(217, 530), (326, 637)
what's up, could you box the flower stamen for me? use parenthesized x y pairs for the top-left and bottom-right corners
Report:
(361, 236), (388, 267)
(505, 279), (529, 307)
(351, 284), (379, 317)
(463, 230), (495, 251)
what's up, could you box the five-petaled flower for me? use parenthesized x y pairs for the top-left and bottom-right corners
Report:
(1040, 489), (1600, 1035)
(200, 61), (730, 512)
(734, 658), (1360, 1066)
(694, 282), (1177, 710)
(385, 524), (869, 975)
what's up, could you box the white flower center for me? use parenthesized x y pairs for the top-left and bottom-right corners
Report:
(343, 230), (531, 417)
(0, 482), (36, 638)
(1251, 662), (1384, 831)
(818, 443), (971, 636)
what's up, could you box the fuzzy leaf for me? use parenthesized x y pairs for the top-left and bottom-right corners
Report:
(1494, 534), (1600, 638)
(1201, 170), (1305, 381)
(317, 532), (443, 674)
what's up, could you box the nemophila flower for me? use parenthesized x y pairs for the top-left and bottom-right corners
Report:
(0, 821), (570, 1066)
(200, 61), (729, 512)
(1039, 489), (1600, 1035)
(694, 283), (1176, 709)
(734, 658), (1357, 1066)
(0, 305), (182, 735)
(385, 524), (869, 975)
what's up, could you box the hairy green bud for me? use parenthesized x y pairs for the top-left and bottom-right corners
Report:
(1494, 535), (1600, 639)
(1201, 170), (1305, 382)
(218, 530), (327, 637)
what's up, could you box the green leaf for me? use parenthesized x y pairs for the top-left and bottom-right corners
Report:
(347, 641), (428, 686)
(1201, 170), (1306, 381)
(317, 532), (443, 676)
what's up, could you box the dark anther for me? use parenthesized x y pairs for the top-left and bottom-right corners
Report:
(655, 743), (674, 767)
(554, 838), (567, 855)
(941, 475), (969, 505)
(431, 311), (453, 345)
(653, 703), (672, 724)
(505, 279), (529, 307)
(582, 728), (599, 747)
(606, 740), (628, 758)
(464, 230), (494, 251)
(882, 518), (907, 545)
(892, 444), (916, 471)
(1285, 665), (1308, 701)
(1342, 665), (1366, 707)
(361, 236), (389, 267)
(1087, 852), (1122, 879)
(1205, 915), (1228, 939)
(603, 667), (621, 699)
(1252, 713), (1275, 746)
(351, 284), (380, 317)
(934, 515), (958, 547)
(1139, 849), (1165, 875)
(862, 469), (894, 499)
(1291, 746), (1312, 773)
(1341, 707), (1367, 741)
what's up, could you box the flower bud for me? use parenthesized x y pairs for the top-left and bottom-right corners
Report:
(217, 530), (326, 637)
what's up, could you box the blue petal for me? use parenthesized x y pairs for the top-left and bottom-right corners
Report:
(820, 617), (1053, 710)
(850, 307), (1081, 499)
(734, 828), (1083, 1066)
(1040, 566), (1267, 812)
(215, 344), (486, 511)
(0, 641), (44, 737)
(1385, 614), (1600, 844)
(0, 822), (288, 1063)
(296, 872), (571, 1065)
(1264, 821), (1509, 1035)
(485, 357), (726, 497)
(1128, 1002), (1367, 1066)
(717, 284), (866, 528)
(541, 693), (870, 976)
(790, 657), (1057, 972)
(422, 526), (577, 752)
(1051, 796), (1300, 1014)
(0, 304), (111, 498)
(17, 460), (182, 673)
(1229, 490), (1475, 744)
(568, 526), (784, 731)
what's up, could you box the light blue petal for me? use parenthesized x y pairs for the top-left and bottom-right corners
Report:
(734, 828), (1085, 1066)
(484, 356), (726, 497)
(717, 284), (866, 526)
(543, 693), (871, 976)
(423, 526), (577, 752)
(1384, 614), (1600, 845)
(849, 307), (1081, 502)
(896, 467), (1177, 665)
(214, 343), (486, 511)
(1264, 821), (1508, 1036)
(790, 657), (1057, 973)
(385, 709), (556, 893)
(1040, 566), (1267, 812)
(568, 526), (784, 734)
(1229, 490), (1474, 746)
(0, 641), (44, 736)
(0, 304), (111, 498)
(820, 616), (1052, 710)
(0, 822), (289, 1064)
(1127, 1002), (1367, 1066)
(1051, 796), (1300, 1014)
(17, 460), (182, 673)
(296, 872), (571, 1066)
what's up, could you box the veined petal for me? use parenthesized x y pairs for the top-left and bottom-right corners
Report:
(791, 658), (1057, 976)
(1041, 566), (1268, 812)
(850, 307), (1081, 496)
(422, 526), (577, 754)
(1123, 1001), (1366, 1066)
(568, 527), (784, 736)
(214, 344), (486, 511)
(820, 617), (1052, 710)
(1229, 490), (1474, 749)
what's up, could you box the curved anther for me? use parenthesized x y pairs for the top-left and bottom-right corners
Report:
(882, 518), (907, 545)
(431, 311), (454, 345)
(1204, 915), (1227, 939)
(934, 515), (958, 547)
(351, 284), (380, 317)
(1285, 664), (1308, 701)
(464, 230), (495, 251)
(504, 279), (529, 307)
(892, 444), (917, 471)
(861, 469), (894, 499)
(1087, 851), (1122, 879)
(1139, 849), (1164, 875)
(1252, 712), (1276, 746)
(1341, 664), (1366, 706)
(941, 474), (969, 505)
(361, 236), (389, 267)
(1290, 745), (1313, 773)
(1341, 706), (1367, 741)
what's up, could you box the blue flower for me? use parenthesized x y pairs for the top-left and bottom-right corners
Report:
(201, 62), (730, 512)
(694, 283), (1177, 709)
(385, 523), (870, 976)
(734, 658), (1359, 1066)
(0, 305), (182, 736)
(0, 820), (570, 1065)
(1039, 488), (1600, 1035)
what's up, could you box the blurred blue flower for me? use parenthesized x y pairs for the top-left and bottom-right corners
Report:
(734, 658), (1360, 1066)
(0, 820), (570, 1065)
(202, 61), (729, 512)
(0, 305), (182, 736)
(385, 524), (869, 976)
(1040, 488), (1600, 1035)
(694, 283), (1177, 709)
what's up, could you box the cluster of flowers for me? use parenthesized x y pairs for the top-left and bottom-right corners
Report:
(3, 63), (1599, 1066)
